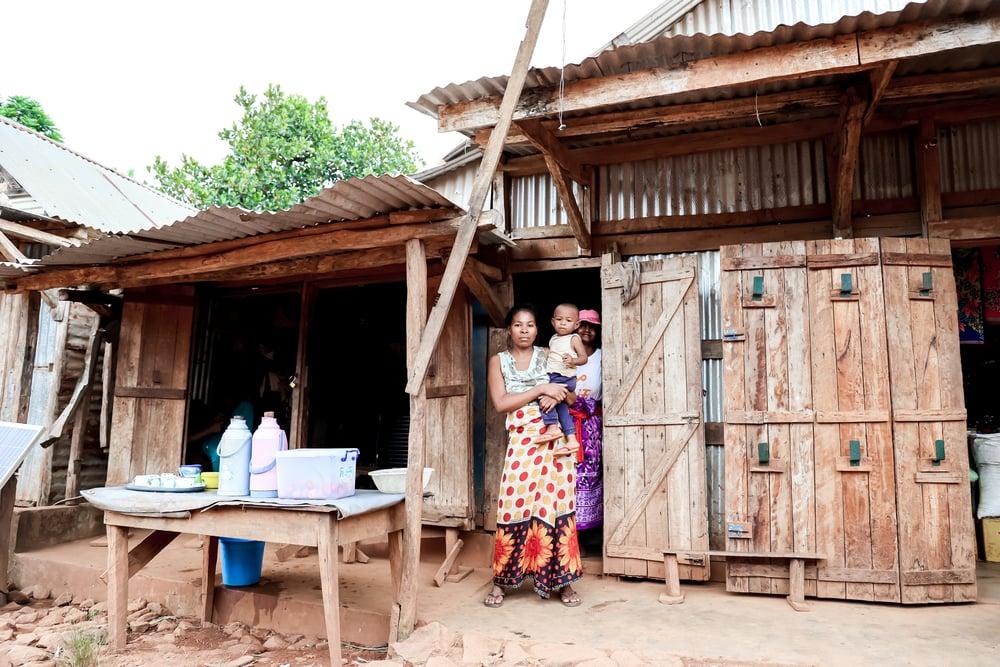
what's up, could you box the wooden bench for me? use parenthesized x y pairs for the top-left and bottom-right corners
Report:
(661, 550), (826, 611)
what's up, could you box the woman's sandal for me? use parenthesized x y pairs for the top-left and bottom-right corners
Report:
(560, 588), (582, 607)
(484, 588), (505, 608)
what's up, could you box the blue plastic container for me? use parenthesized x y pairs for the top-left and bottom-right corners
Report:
(219, 538), (265, 587)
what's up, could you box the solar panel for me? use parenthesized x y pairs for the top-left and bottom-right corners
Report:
(0, 422), (44, 489)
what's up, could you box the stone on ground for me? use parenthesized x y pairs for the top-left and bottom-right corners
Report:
(51, 592), (72, 607)
(126, 598), (146, 612)
(0, 643), (51, 665)
(461, 631), (504, 665)
(6, 590), (29, 605)
(499, 641), (533, 666)
(527, 642), (605, 666)
(426, 656), (460, 667)
(389, 621), (458, 664)
(263, 635), (288, 650)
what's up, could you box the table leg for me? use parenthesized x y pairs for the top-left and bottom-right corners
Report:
(388, 530), (403, 598)
(318, 516), (341, 667)
(0, 478), (17, 603)
(106, 524), (129, 650)
(202, 535), (219, 623)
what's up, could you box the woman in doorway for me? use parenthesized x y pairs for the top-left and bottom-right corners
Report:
(570, 310), (603, 534)
(484, 304), (583, 608)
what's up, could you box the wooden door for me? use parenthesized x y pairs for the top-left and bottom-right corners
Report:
(106, 287), (195, 485)
(721, 241), (817, 596)
(602, 256), (709, 580)
(422, 285), (474, 528)
(806, 238), (900, 602)
(881, 237), (976, 603)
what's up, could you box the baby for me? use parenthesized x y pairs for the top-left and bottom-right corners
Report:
(536, 303), (589, 456)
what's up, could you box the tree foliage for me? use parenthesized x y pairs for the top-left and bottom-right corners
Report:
(149, 85), (421, 211)
(0, 95), (63, 141)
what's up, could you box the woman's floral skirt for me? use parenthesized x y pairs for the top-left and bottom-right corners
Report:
(492, 403), (583, 597)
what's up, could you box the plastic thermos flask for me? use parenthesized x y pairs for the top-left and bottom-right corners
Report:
(217, 416), (252, 496)
(250, 411), (287, 498)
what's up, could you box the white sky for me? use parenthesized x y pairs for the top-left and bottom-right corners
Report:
(2, 0), (656, 178)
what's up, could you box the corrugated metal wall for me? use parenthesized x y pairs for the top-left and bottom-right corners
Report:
(940, 119), (1000, 193)
(855, 131), (915, 200)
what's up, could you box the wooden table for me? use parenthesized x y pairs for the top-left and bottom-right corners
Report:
(103, 501), (406, 666)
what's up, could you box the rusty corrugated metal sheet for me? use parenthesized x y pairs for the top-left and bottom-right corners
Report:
(939, 119), (1000, 193)
(27, 175), (461, 268)
(855, 131), (915, 200)
(409, 0), (998, 123)
(0, 117), (194, 233)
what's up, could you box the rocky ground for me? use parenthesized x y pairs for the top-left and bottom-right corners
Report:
(0, 587), (776, 667)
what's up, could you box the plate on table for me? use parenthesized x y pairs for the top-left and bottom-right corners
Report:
(125, 484), (207, 493)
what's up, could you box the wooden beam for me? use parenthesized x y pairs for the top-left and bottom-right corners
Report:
(11, 216), (491, 292)
(461, 262), (507, 326)
(929, 216), (1000, 242)
(388, 208), (461, 225)
(405, 0), (549, 396)
(397, 238), (429, 640)
(0, 219), (75, 247)
(0, 231), (29, 263)
(864, 60), (898, 126)
(98, 530), (178, 583)
(514, 119), (588, 183)
(883, 66), (1000, 102)
(916, 118), (943, 237)
(544, 155), (590, 251)
(830, 89), (866, 238)
(65, 319), (103, 499)
(503, 118), (836, 176)
(37, 320), (102, 448)
(441, 14), (1000, 133)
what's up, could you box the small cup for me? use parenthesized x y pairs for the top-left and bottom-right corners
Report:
(179, 464), (203, 484)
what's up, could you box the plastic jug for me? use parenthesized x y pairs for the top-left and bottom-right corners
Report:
(250, 411), (287, 498)
(217, 416), (252, 496)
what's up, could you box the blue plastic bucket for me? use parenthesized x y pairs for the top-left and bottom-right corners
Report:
(219, 538), (265, 586)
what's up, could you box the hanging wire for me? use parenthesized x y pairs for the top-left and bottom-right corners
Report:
(754, 88), (763, 127)
(558, 0), (568, 130)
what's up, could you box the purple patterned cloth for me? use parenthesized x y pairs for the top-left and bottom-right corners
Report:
(571, 396), (603, 530)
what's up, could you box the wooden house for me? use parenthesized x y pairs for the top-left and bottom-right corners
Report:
(2, 0), (1000, 614)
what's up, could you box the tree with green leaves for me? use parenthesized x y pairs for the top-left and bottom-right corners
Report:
(150, 85), (421, 211)
(0, 95), (63, 141)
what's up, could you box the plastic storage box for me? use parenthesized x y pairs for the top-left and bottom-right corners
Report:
(275, 448), (359, 500)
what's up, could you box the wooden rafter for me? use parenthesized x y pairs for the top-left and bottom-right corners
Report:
(404, 0), (549, 395)
(461, 261), (507, 327)
(0, 219), (75, 247)
(10, 214), (495, 292)
(864, 60), (899, 126)
(438, 15), (1000, 133)
(0, 231), (28, 263)
(544, 155), (590, 251)
(514, 119), (587, 183)
(830, 89), (867, 239)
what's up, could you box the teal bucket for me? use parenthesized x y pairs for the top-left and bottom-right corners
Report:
(219, 538), (265, 587)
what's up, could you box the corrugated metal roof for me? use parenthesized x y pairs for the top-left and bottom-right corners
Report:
(408, 0), (998, 124)
(29, 174), (462, 268)
(0, 117), (195, 233)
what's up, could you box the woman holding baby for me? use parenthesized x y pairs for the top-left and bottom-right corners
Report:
(483, 303), (585, 608)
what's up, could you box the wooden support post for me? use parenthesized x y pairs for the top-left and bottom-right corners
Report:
(405, 0), (549, 395)
(916, 118), (943, 237)
(434, 528), (468, 587)
(0, 477), (17, 602)
(514, 119), (587, 184)
(106, 524), (129, 650)
(289, 284), (315, 450)
(317, 516), (342, 666)
(544, 155), (591, 252)
(461, 261), (507, 326)
(786, 558), (810, 612)
(201, 535), (218, 623)
(397, 238), (429, 640)
(0, 231), (29, 264)
(830, 88), (866, 239)
(342, 542), (358, 564)
(100, 338), (115, 451)
(658, 553), (685, 604)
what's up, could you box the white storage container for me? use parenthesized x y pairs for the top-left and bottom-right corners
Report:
(275, 448), (359, 500)
(369, 467), (434, 494)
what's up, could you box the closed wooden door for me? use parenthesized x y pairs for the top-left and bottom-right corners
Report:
(881, 237), (976, 603)
(806, 238), (900, 602)
(602, 256), (708, 581)
(107, 287), (195, 485)
(422, 284), (474, 528)
(721, 241), (817, 596)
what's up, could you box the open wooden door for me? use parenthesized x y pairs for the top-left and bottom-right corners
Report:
(881, 237), (976, 603)
(106, 287), (195, 485)
(422, 284), (474, 528)
(602, 256), (709, 580)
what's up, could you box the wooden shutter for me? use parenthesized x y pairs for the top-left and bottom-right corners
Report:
(422, 285), (473, 528)
(721, 241), (819, 596)
(106, 287), (195, 485)
(881, 237), (976, 603)
(806, 239), (900, 602)
(602, 256), (709, 580)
